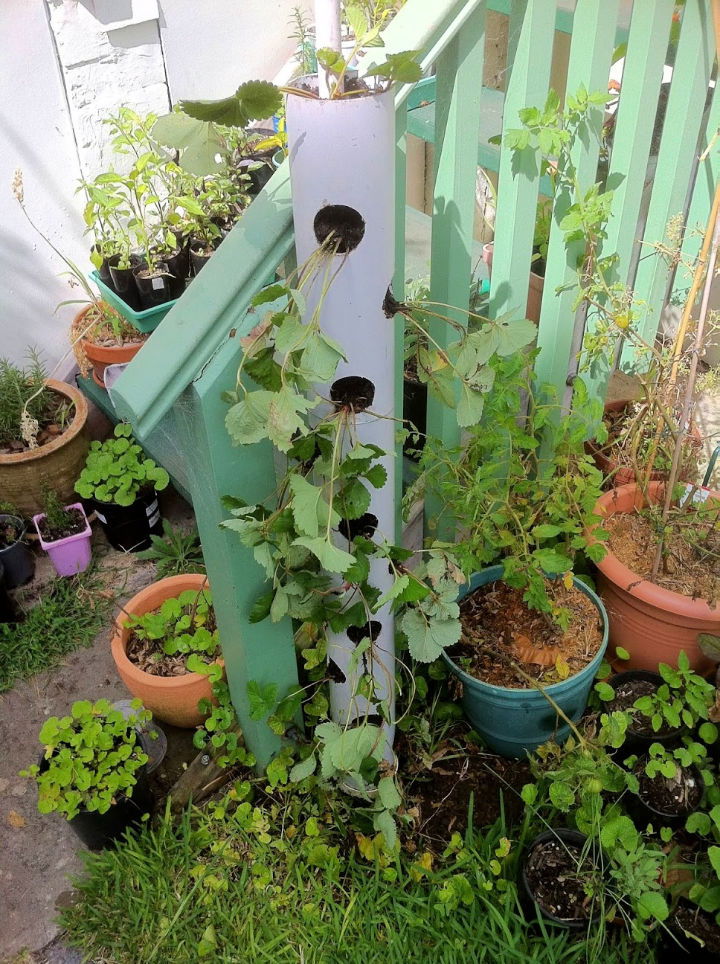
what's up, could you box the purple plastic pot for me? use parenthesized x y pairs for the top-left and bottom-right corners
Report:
(32, 503), (92, 577)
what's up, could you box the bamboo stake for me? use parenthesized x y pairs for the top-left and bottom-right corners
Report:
(650, 200), (720, 581)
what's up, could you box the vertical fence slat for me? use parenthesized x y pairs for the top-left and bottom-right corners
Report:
(425, 3), (486, 455)
(672, 81), (720, 304)
(533, 0), (620, 395)
(488, 0), (555, 322)
(624, 0), (715, 357)
(581, 0), (674, 400)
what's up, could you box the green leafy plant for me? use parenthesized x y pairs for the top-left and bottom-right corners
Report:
(124, 586), (221, 680)
(418, 354), (607, 628)
(136, 521), (205, 577)
(20, 698), (150, 820)
(75, 423), (169, 507)
(193, 680), (256, 769)
(0, 351), (56, 449)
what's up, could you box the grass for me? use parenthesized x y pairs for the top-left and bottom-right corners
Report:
(60, 801), (654, 964)
(0, 569), (112, 691)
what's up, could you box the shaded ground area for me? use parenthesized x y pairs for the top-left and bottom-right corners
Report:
(0, 490), (195, 962)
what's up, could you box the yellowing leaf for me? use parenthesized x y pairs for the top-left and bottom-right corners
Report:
(562, 571), (573, 590)
(555, 655), (570, 680)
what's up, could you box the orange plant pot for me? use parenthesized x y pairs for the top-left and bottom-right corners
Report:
(112, 573), (217, 728)
(74, 305), (146, 387)
(592, 482), (719, 673)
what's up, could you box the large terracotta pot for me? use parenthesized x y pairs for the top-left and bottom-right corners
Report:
(592, 482), (719, 672)
(112, 574), (217, 728)
(0, 379), (89, 516)
(587, 400), (702, 489)
(75, 306), (145, 388)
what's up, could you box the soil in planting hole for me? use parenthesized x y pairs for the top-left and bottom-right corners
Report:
(450, 581), (603, 688)
(37, 507), (86, 542)
(314, 205), (365, 253)
(524, 839), (598, 922)
(400, 730), (531, 842)
(636, 762), (702, 816)
(672, 902), (720, 955)
(347, 620), (382, 644)
(330, 376), (375, 412)
(606, 678), (678, 738)
(605, 508), (720, 603)
(339, 513), (378, 541)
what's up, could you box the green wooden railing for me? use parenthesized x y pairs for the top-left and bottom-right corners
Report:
(110, 0), (717, 766)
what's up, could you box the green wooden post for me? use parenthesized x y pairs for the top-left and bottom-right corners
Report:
(426, 3), (486, 446)
(533, 0), (619, 395)
(488, 0), (555, 322)
(187, 334), (301, 767)
(624, 0), (715, 359)
(506, 0), (529, 90)
(394, 100), (408, 544)
(582, 0), (674, 400)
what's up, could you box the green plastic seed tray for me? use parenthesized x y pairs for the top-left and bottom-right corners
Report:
(90, 271), (177, 334)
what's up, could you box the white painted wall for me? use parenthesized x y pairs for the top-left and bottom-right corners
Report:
(1, 0), (310, 373)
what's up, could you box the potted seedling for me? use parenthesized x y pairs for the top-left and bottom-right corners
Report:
(0, 506), (35, 589)
(32, 489), (92, 578)
(74, 423), (169, 552)
(20, 698), (153, 850)
(0, 340), (90, 517)
(627, 741), (706, 830)
(520, 829), (601, 929)
(112, 575), (220, 727)
(422, 356), (609, 757)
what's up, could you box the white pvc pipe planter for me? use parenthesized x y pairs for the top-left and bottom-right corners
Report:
(286, 85), (397, 759)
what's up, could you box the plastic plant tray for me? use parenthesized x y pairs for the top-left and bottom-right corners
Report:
(90, 270), (178, 334)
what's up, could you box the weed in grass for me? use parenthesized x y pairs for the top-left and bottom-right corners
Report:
(0, 569), (112, 691)
(61, 799), (654, 964)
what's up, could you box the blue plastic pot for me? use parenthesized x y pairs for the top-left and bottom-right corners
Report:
(442, 566), (608, 758)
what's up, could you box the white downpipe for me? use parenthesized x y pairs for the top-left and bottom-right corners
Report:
(286, 87), (397, 759)
(314, 0), (342, 98)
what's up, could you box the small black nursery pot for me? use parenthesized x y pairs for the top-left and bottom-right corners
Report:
(92, 492), (162, 553)
(0, 514), (35, 588)
(520, 829), (601, 930)
(133, 263), (174, 310)
(108, 256), (143, 311)
(606, 670), (685, 752)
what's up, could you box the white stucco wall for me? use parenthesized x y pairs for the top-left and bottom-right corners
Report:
(1, 0), (310, 373)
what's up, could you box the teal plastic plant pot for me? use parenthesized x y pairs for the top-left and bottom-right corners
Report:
(442, 566), (609, 758)
(90, 271), (176, 334)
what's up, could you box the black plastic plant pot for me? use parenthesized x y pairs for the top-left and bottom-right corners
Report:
(658, 902), (720, 961)
(92, 491), (162, 553)
(0, 514), (35, 588)
(39, 755), (153, 851)
(0, 561), (19, 623)
(606, 670), (685, 752)
(93, 248), (115, 291)
(133, 263), (174, 310)
(403, 377), (427, 460)
(628, 760), (703, 830)
(520, 829), (600, 931)
(108, 257), (143, 310)
(151, 248), (187, 300)
(190, 246), (214, 276)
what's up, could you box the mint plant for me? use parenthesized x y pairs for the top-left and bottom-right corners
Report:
(21, 698), (150, 820)
(125, 586), (221, 680)
(75, 423), (169, 507)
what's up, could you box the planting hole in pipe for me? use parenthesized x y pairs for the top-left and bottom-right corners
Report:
(330, 376), (375, 413)
(339, 513), (378, 541)
(348, 713), (384, 728)
(314, 205), (365, 253)
(327, 659), (347, 684)
(347, 621), (382, 645)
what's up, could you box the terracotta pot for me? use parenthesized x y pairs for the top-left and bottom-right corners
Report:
(592, 482), (720, 672)
(75, 306), (145, 388)
(0, 379), (89, 516)
(587, 400), (702, 488)
(112, 573), (217, 728)
(482, 241), (544, 323)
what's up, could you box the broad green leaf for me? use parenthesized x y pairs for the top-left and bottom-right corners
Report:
(226, 392), (273, 446)
(298, 333), (346, 382)
(151, 112), (225, 175)
(549, 782), (574, 811)
(457, 383), (485, 428)
(293, 537), (355, 574)
(636, 891), (668, 922)
(373, 808), (398, 849)
(378, 776), (401, 810)
(247, 681), (278, 720)
(289, 474), (327, 538)
(400, 610), (461, 663)
(494, 317), (536, 355)
(289, 754), (317, 783)
(267, 389), (314, 452)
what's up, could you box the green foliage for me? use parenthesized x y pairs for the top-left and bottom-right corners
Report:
(20, 698), (150, 820)
(193, 680), (256, 769)
(125, 586), (221, 680)
(0, 570), (112, 692)
(633, 652), (716, 734)
(420, 355), (607, 627)
(75, 423), (169, 507)
(180, 80), (282, 128)
(136, 521), (205, 578)
(0, 351), (56, 448)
